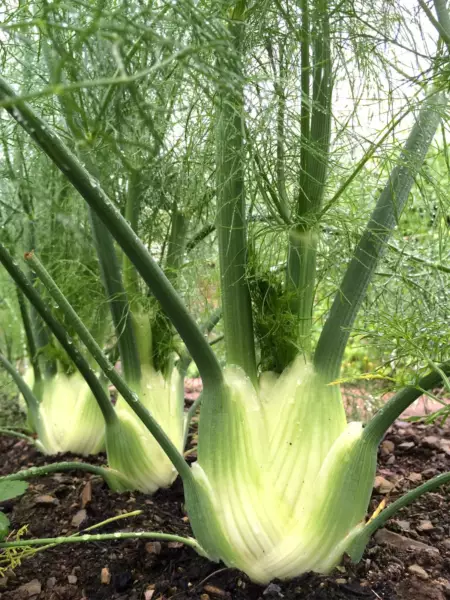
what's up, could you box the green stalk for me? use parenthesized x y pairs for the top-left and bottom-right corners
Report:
(364, 360), (450, 446)
(89, 210), (141, 384)
(285, 0), (331, 359)
(40, 37), (142, 386)
(25, 252), (192, 483)
(0, 462), (115, 482)
(0, 531), (205, 555)
(0, 243), (116, 426)
(314, 90), (446, 381)
(0, 354), (40, 432)
(0, 427), (38, 447)
(122, 170), (143, 301)
(16, 290), (42, 387)
(0, 76), (223, 392)
(151, 205), (188, 376)
(348, 471), (450, 563)
(165, 207), (187, 284)
(14, 139), (56, 380)
(215, 2), (257, 383)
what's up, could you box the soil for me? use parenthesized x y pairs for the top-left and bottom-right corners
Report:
(1, 419), (450, 600)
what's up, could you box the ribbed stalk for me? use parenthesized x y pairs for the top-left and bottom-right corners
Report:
(89, 210), (141, 384)
(14, 138), (56, 379)
(122, 170), (142, 301)
(0, 531), (204, 554)
(0, 76), (223, 392)
(314, 91), (446, 381)
(216, 3), (256, 383)
(0, 242), (117, 426)
(348, 470), (450, 564)
(16, 289), (42, 387)
(364, 360), (450, 446)
(285, 0), (331, 360)
(0, 353), (40, 432)
(0, 461), (115, 482)
(41, 37), (142, 385)
(25, 252), (192, 483)
(152, 206), (187, 376)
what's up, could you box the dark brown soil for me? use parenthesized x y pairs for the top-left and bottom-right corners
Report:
(1, 420), (450, 600)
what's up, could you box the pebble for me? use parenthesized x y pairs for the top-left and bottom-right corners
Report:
(16, 579), (42, 597)
(203, 584), (227, 597)
(68, 575), (77, 584)
(396, 520), (411, 532)
(423, 467), (438, 478)
(417, 520), (434, 532)
(35, 495), (59, 505)
(145, 541), (162, 554)
(0, 577), (8, 589)
(80, 481), (92, 508)
(380, 440), (395, 455)
(46, 577), (56, 589)
(408, 564), (429, 580)
(398, 441), (415, 450)
(423, 436), (440, 449)
(101, 567), (111, 585)
(373, 476), (394, 494)
(71, 509), (87, 528)
(374, 528), (440, 555)
(408, 472), (423, 483)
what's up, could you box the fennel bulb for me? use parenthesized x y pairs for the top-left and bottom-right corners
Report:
(37, 373), (105, 455)
(109, 366), (185, 494)
(184, 357), (377, 584)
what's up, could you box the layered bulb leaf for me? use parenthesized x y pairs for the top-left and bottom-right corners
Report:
(36, 373), (105, 456)
(107, 366), (185, 494)
(184, 357), (378, 584)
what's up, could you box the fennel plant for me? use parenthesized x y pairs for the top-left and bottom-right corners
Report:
(1, 0), (450, 586)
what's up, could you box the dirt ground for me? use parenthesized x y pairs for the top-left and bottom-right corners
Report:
(1, 418), (450, 600)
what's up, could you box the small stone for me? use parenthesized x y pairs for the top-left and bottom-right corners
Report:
(0, 577), (8, 589)
(68, 575), (77, 584)
(200, 595), (210, 600)
(144, 590), (155, 600)
(373, 476), (394, 494)
(203, 584), (227, 597)
(336, 578), (347, 584)
(396, 520), (411, 532)
(381, 440), (395, 455)
(398, 441), (415, 450)
(408, 564), (429, 580)
(408, 472), (423, 483)
(423, 436), (440, 449)
(263, 583), (283, 596)
(423, 468), (438, 478)
(386, 455), (396, 465)
(35, 495), (59, 505)
(81, 481), (92, 508)
(71, 509), (87, 528)
(374, 529), (440, 555)
(145, 542), (162, 554)
(167, 541), (183, 549)
(100, 567), (111, 585)
(417, 520), (434, 532)
(17, 579), (42, 597)
(442, 538), (450, 549)
(46, 577), (56, 589)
